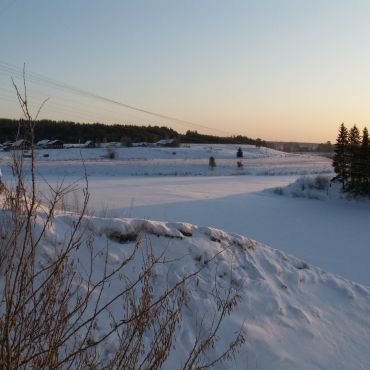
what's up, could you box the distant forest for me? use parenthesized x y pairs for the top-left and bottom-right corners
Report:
(0, 118), (265, 146)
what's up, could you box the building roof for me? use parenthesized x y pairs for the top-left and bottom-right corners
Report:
(37, 139), (50, 146)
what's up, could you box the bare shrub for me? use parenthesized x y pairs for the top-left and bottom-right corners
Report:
(0, 69), (245, 369)
(209, 156), (216, 170)
(106, 148), (118, 159)
(273, 175), (331, 199)
(273, 187), (283, 196)
(313, 175), (329, 191)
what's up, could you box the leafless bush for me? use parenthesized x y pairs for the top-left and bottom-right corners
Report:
(0, 70), (244, 369)
(106, 148), (118, 159)
(209, 156), (216, 170)
(313, 175), (330, 191)
(273, 187), (283, 196)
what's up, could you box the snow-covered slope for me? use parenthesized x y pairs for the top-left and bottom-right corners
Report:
(1, 143), (288, 161)
(38, 214), (370, 370)
(0, 144), (332, 177)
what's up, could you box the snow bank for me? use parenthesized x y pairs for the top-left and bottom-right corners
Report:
(271, 175), (370, 202)
(31, 213), (370, 369)
(271, 175), (333, 199)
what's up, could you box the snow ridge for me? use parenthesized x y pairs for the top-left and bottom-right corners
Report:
(38, 214), (370, 370)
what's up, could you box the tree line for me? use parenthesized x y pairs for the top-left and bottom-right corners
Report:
(0, 118), (264, 145)
(332, 123), (370, 196)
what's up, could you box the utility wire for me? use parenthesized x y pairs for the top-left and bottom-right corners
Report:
(0, 61), (235, 136)
(1, 77), (173, 129)
(0, 83), (146, 123)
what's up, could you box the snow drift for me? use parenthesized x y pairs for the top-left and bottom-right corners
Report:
(33, 213), (370, 370)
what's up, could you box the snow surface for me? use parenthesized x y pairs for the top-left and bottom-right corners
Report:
(34, 214), (370, 370)
(1, 145), (368, 286)
(2, 143), (297, 161)
(0, 144), (332, 178)
(2, 144), (370, 368)
(56, 175), (368, 287)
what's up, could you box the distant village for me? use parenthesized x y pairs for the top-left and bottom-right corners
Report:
(0, 138), (180, 151)
(0, 119), (333, 154)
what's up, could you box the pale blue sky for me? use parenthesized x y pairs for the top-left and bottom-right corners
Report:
(1, 0), (370, 141)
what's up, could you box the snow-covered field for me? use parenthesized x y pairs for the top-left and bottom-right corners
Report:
(0, 144), (332, 177)
(79, 175), (370, 287)
(1, 143), (370, 369)
(0, 143), (320, 161)
(1, 144), (368, 286)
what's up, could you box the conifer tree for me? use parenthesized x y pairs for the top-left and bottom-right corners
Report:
(361, 127), (370, 194)
(332, 123), (350, 190)
(348, 125), (362, 193)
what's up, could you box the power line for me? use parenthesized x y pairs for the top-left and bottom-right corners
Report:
(0, 61), (235, 136)
(0, 76), (188, 129)
(0, 83), (147, 124)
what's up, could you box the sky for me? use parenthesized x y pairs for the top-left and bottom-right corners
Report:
(1, 0), (370, 142)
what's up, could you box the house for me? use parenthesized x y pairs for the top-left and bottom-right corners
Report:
(36, 139), (64, 149)
(63, 140), (95, 149)
(36, 139), (50, 148)
(46, 140), (64, 149)
(11, 139), (30, 150)
(83, 140), (95, 148)
(154, 138), (180, 147)
(132, 142), (151, 147)
(2, 142), (12, 151)
(100, 142), (121, 148)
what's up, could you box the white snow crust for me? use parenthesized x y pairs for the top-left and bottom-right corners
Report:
(34, 213), (370, 370)
(2, 144), (369, 368)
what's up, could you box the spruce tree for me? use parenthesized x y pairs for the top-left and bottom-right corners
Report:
(348, 125), (362, 193)
(332, 123), (350, 190)
(360, 127), (370, 195)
